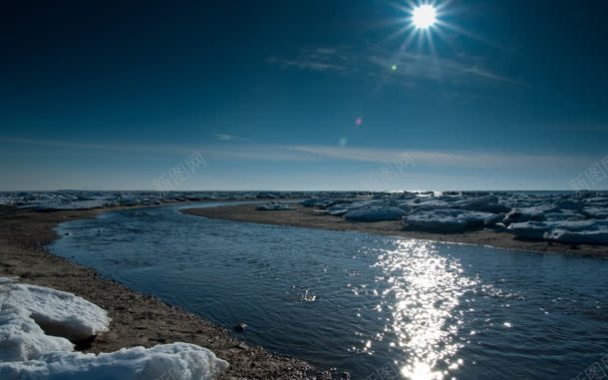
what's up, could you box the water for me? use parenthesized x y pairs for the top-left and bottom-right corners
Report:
(49, 203), (608, 379)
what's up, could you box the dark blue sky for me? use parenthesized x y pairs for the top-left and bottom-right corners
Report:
(1, 0), (607, 190)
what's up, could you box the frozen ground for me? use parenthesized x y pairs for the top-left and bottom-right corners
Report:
(0, 277), (228, 380)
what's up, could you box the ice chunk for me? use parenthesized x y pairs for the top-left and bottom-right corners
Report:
(404, 209), (498, 232)
(507, 220), (608, 243)
(503, 205), (557, 225)
(0, 303), (75, 362)
(544, 229), (608, 245)
(452, 195), (510, 214)
(507, 221), (550, 240)
(3, 282), (110, 343)
(344, 206), (406, 222)
(0, 278), (109, 361)
(583, 207), (608, 219)
(0, 343), (229, 380)
(255, 202), (293, 211)
(0, 278), (228, 379)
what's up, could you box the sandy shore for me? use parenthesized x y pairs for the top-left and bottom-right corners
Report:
(0, 205), (324, 380)
(184, 204), (608, 257)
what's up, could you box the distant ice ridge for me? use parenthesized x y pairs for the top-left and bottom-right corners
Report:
(0, 277), (228, 380)
(298, 191), (608, 245)
(0, 191), (317, 210)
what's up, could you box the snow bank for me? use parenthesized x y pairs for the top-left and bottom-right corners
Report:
(0, 303), (75, 362)
(0, 343), (229, 380)
(344, 206), (405, 222)
(0, 279), (110, 361)
(4, 282), (110, 343)
(0, 278), (228, 379)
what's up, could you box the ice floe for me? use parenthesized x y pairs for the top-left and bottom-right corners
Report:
(0, 277), (228, 379)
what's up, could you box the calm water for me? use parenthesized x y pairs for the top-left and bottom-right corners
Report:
(50, 203), (608, 379)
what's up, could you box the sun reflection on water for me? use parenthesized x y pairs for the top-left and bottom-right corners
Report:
(374, 239), (475, 379)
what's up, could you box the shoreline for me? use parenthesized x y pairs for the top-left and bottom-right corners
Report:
(0, 204), (322, 379)
(184, 204), (608, 257)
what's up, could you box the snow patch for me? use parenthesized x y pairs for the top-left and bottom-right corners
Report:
(0, 343), (229, 380)
(4, 282), (110, 343)
(0, 278), (228, 379)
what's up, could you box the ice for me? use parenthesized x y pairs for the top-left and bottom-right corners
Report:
(0, 278), (228, 379)
(0, 279), (110, 361)
(343, 206), (406, 222)
(0, 303), (75, 362)
(544, 229), (608, 245)
(503, 205), (556, 225)
(296, 191), (608, 243)
(0, 343), (229, 380)
(3, 190), (608, 246)
(508, 220), (608, 244)
(255, 202), (293, 211)
(583, 207), (608, 219)
(404, 209), (500, 232)
(3, 281), (110, 343)
(507, 221), (551, 240)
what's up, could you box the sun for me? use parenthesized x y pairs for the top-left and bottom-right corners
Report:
(412, 4), (437, 29)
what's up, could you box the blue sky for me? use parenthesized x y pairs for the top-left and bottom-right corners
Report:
(1, 0), (607, 191)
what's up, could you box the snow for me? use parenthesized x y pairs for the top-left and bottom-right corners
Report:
(503, 205), (556, 225)
(544, 229), (608, 245)
(0, 343), (229, 380)
(296, 191), (608, 244)
(3, 190), (608, 245)
(404, 209), (499, 232)
(507, 221), (550, 240)
(3, 282), (110, 343)
(344, 206), (406, 222)
(0, 303), (75, 362)
(255, 202), (293, 211)
(0, 279), (110, 361)
(0, 191), (314, 211)
(508, 220), (608, 244)
(0, 278), (228, 379)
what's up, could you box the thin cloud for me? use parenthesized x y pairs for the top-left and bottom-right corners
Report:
(215, 134), (234, 141)
(269, 46), (524, 87)
(292, 145), (589, 170)
(1, 136), (585, 170)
